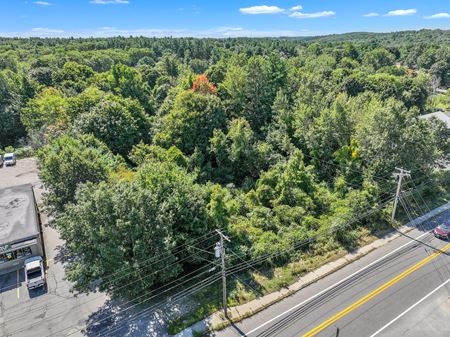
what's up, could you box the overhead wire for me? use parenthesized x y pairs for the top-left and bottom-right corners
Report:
(89, 274), (223, 337)
(7, 163), (442, 334)
(9, 262), (221, 337)
(3, 238), (220, 327)
(4, 229), (220, 309)
(41, 194), (397, 337)
(92, 160), (448, 336)
(41, 165), (442, 337)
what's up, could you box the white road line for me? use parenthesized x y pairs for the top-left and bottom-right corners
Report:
(368, 277), (450, 337)
(242, 230), (431, 336)
(16, 270), (20, 299)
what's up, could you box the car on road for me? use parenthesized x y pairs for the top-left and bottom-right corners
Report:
(0, 155), (3, 167)
(433, 223), (450, 240)
(24, 256), (46, 290)
(4, 152), (16, 166)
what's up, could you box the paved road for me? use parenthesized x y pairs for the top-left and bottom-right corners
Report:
(212, 213), (450, 337)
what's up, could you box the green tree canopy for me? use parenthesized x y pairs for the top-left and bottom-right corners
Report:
(57, 159), (211, 297)
(21, 87), (68, 133)
(37, 134), (123, 214)
(75, 95), (151, 157)
(0, 70), (26, 147)
(154, 90), (226, 155)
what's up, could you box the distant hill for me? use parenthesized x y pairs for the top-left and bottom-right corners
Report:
(283, 29), (450, 46)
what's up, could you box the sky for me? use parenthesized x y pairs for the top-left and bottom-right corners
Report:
(1, 1), (450, 38)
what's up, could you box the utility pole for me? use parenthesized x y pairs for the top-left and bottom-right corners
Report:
(215, 229), (231, 318)
(392, 167), (411, 222)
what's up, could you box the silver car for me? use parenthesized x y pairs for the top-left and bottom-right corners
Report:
(24, 256), (46, 290)
(4, 153), (16, 166)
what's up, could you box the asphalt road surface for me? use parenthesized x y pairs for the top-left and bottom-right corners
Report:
(212, 213), (450, 337)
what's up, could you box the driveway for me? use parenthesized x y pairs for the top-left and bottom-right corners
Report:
(0, 158), (108, 337)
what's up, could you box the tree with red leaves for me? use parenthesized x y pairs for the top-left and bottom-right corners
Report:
(192, 74), (218, 95)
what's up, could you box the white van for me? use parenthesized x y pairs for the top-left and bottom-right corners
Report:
(24, 256), (46, 290)
(4, 153), (16, 166)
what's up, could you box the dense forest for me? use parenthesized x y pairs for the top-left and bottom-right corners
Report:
(1, 30), (450, 319)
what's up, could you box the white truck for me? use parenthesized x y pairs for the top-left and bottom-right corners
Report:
(24, 256), (46, 290)
(4, 153), (16, 166)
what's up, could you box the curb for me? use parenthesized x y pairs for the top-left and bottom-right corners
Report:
(176, 201), (450, 337)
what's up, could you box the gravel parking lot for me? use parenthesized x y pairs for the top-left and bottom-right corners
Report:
(0, 158), (108, 337)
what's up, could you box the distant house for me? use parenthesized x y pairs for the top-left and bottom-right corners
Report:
(419, 111), (450, 130)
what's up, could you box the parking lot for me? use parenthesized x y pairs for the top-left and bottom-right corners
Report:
(0, 158), (108, 337)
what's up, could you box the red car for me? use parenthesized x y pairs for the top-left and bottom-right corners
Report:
(433, 223), (450, 240)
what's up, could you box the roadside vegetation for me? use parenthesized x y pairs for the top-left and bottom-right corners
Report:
(1, 31), (450, 331)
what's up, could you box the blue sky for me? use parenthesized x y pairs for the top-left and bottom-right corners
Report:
(1, 1), (450, 37)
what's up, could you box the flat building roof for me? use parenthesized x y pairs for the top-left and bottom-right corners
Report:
(0, 184), (39, 246)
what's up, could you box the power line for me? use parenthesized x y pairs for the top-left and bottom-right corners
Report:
(89, 273), (223, 337)
(3, 188), (398, 332)
(77, 165), (450, 336)
(37, 194), (396, 337)
(399, 192), (450, 282)
(3, 238), (220, 326)
(8, 262), (221, 337)
(411, 179), (432, 213)
(4, 230), (220, 313)
(105, 195), (396, 337)
(9, 167), (436, 335)
(226, 197), (395, 277)
(300, 151), (394, 185)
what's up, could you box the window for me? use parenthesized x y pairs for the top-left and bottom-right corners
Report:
(27, 267), (42, 280)
(16, 247), (32, 258)
(0, 251), (16, 263)
(0, 247), (32, 264)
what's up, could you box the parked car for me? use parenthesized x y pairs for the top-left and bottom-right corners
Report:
(4, 152), (16, 166)
(0, 155), (3, 167)
(24, 256), (46, 290)
(433, 223), (450, 240)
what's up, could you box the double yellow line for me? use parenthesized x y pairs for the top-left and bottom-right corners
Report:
(302, 242), (450, 337)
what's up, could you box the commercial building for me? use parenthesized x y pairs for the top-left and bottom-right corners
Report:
(0, 184), (44, 274)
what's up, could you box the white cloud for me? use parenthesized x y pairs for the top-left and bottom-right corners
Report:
(290, 5), (302, 11)
(289, 11), (335, 19)
(239, 5), (334, 19)
(425, 12), (450, 19)
(30, 27), (64, 35)
(385, 9), (417, 16)
(34, 1), (51, 6)
(239, 5), (285, 15)
(90, 0), (129, 4)
(363, 12), (379, 17)
(216, 27), (244, 33)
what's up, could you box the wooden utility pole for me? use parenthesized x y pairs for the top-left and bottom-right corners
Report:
(215, 229), (231, 318)
(392, 167), (411, 222)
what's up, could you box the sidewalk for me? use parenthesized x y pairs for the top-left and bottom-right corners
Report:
(176, 201), (450, 337)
